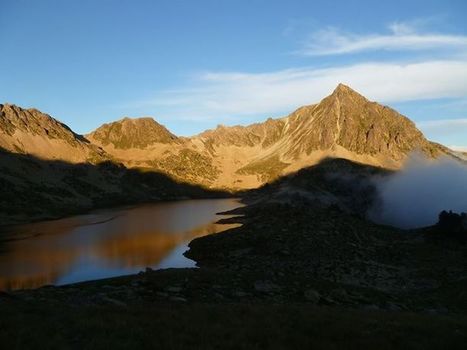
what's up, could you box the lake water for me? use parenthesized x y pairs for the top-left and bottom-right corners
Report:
(0, 198), (243, 291)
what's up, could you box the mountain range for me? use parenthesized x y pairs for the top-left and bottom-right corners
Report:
(87, 84), (448, 188)
(1, 84), (450, 191)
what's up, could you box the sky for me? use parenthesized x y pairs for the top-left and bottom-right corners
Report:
(1, 0), (467, 149)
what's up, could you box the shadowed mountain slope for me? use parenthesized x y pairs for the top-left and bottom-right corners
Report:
(0, 147), (226, 226)
(245, 157), (391, 217)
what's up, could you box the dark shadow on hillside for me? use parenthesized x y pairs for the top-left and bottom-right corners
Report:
(0, 147), (229, 227)
(242, 157), (393, 217)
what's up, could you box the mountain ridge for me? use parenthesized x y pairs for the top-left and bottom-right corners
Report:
(0, 103), (109, 163)
(1, 84), (450, 189)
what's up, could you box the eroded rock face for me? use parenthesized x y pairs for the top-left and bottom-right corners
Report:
(326, 84), (435, 159)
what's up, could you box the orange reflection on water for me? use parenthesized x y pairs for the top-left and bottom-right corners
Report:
(0, 199), (242, 290)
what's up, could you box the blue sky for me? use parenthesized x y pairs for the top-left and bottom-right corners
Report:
(1, 0), (467, 149)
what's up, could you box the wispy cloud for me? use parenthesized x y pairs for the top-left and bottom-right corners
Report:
(136, 60), (467, 121)
(299, 22), (467, 56)
(124, 19), (467, 148)
(417, 118), (467, 128)
(417, 118), (467, 141)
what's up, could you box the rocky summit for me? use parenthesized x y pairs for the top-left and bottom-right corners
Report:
(87, 116), (180, 149)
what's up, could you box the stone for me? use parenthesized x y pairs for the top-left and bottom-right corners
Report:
(233, 291), (248, 298)
(229, 248), (252, 257)
(101, 297), (127, 307)
(169, 296), (187, 302)
(385, 302), (402, 311)
(303, 289), (320, 303)
(254, 280), (281, 294)
(330, 288), (349, 302)
(165, 286), (183, 293)
(362, 304), (380, 311)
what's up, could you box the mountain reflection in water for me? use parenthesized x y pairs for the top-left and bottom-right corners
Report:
(0, 199), (242, 290)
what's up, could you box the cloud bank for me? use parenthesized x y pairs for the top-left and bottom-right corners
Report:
(300, 23), (467, 56)
(140, 60), (467, 121)
(369, 155), (467, 229)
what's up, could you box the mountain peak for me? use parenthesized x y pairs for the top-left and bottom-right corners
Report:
(88, 115), (179, 149)
(121, 116), (156, 123)
(333, 83), (353, 93)
(331, 83), (364, 97)
(323, 84), (369, 107)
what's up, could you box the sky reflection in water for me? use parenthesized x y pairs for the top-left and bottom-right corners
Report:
(0, 199), (242, 290)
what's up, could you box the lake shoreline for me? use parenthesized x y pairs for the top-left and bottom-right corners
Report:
(3, 200), (467, 312)
(0, 191), (237, 229)
(0, 198), (244, 291)
(1, 199), (467, 347)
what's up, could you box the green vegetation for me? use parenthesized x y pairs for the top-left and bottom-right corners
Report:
(236, 155), (290, 183)
(151, 149), (221, 186)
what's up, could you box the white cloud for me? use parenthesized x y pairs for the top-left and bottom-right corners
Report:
(137, 60), (467, 121)
(370, 154), (467, 229)
(299, 23), (467, 56)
